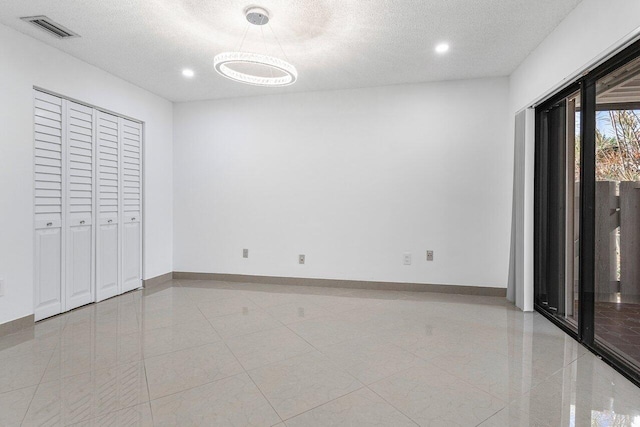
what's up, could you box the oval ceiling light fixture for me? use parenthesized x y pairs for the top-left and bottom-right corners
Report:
(214, 6), (297, 87)
(182, 68), (195, 78)
(435, 43), (450, 54)
(214, 52), (297, 86)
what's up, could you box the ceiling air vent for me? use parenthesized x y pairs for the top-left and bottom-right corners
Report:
(20, 16), (79, 39)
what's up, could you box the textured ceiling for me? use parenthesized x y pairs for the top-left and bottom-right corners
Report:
(0, 0), (582, 102)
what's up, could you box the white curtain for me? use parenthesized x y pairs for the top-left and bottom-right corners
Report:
(508, 108), (535, 311)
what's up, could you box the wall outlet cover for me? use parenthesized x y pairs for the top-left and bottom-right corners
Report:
(299, 254), (305, 264)
(243, 249), (249, 258)
(426, 250), (434, 261)
(403, 252), (412, 265)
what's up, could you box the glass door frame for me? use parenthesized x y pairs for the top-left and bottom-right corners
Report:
(535, 85), (578, 328)
(534, 39), (640, 388)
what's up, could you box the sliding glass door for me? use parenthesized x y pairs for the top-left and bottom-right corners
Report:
(535, 41), (640, 387)
(594, 55), (640, 372)
(535, 89), (580, 332)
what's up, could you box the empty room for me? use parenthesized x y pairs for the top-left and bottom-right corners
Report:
(2, 0), (640, 425)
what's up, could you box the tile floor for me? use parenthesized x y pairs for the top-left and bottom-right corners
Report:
(595, 301), (640, 368)
(1, 280), (640, 426)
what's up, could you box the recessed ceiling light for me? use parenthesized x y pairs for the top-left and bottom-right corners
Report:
(182, 69), (195, 78)
(435, 43), (450, 54)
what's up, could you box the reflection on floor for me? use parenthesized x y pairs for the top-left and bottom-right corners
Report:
(1, 280), (640, 426)
(596, 301), (640, 369)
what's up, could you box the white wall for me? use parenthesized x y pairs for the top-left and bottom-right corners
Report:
(0, 24), (173, 325)
(173, 78), (511, 288)
(510, 0), (640, 114)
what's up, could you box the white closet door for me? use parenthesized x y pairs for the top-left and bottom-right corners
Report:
(34, 91), (64, 321)
(121, 118), (142, 293)
(65, 101), (95, 310)
(96, 112), (120, 301)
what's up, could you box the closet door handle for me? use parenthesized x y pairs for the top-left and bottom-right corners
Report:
(80, 220), (85, 225)
(131, 217), (136, 221)
(108, 219), (113, 223)
(46, 222), (53, 227)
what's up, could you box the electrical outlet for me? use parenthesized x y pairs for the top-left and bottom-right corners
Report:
(299, 254), (305, 264)
(243, 249), (249, 258)
(0, 279), (4, 297)
(403, 252), (412, 265)
(426, 250), (434, 261)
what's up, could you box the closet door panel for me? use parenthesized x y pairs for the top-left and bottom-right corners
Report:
(121, 119), (142, 293)
(66, 222), (92, 306)
(122, 221), (141, 292)
(96, 112), (120, 301)
(98, 220), (119, 299)
(34, 227), (62, 321)
(34, 91), (64, 321)
(65, 101), (94, 310)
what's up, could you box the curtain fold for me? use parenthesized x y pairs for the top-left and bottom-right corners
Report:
(508, 109), (534, 311)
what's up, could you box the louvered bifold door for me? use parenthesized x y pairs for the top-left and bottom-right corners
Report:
(34, 91), (64, 321)
(121, 118), (142, 293)
(96, 112), (121, 301)
(65, 101), (95, 310)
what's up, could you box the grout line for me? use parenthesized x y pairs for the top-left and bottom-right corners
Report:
(243, 349), (366, 422)
(15, 382), (41, 426)
(245, 370), (284, 423)
(141, 282), (266, 416)
(364, 384), (421, 426)
(212, 318), (286, 341)
(280, 322), (325, 354)
(137, 285), (285, 423)
(235, 333), (369, 420)
(474, 407), (506, 427)
(20, 344), (62, 425)
(276, 386), (367, 423)
(424, 351), (515, 400)
(142, 358), (154, 424)
(187, 283), (284, 423)
(363, 356), (511, 425)
(144, 327), (217, 357)
(146, 401), (155, 426)
(475, 415), (495, 427)
(175, 281), (374, 421)
(241, 347), (318, 375)
(145, 371), (249, 407)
